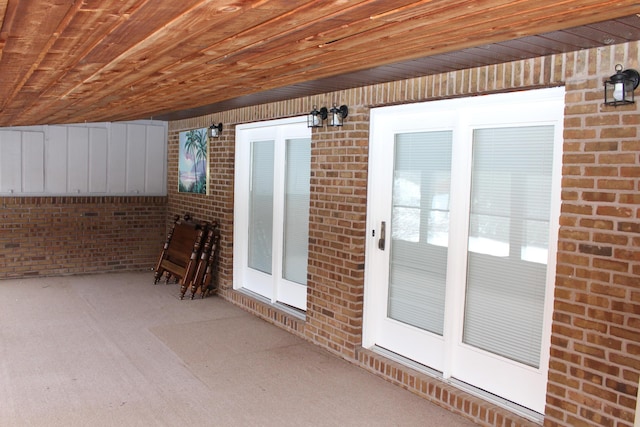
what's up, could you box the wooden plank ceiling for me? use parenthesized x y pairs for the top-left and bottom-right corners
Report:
(0, 0), (639, 126)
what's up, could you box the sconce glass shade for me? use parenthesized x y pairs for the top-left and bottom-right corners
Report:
(307, 106), (328, 128)
(209, 122), (223, 138)
(604, 64), (640, 106)
(329, 104), (349, 127)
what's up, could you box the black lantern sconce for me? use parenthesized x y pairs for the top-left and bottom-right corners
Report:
(209, 122), (223, 138)
(307, 105), (328, 128)
(604, 64), (640, 106)
(329, 104), (349, 127)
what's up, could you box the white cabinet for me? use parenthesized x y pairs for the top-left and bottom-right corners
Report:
(0, 120), (167, 196)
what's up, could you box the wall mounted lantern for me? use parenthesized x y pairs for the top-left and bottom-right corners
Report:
(604, 64), (640, 106)
(307, 105), (328, 128)
(209, 122), (223, 138)
(329, 104), (349, 127)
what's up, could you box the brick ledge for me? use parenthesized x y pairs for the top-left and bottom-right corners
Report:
(357, 347), (542, 427)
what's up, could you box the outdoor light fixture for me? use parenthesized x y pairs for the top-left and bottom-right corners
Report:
(604, 64), (640, 106)
(329, 104), (348, 127)
(209, 122), (223, 138)
(307, 105), (328, 128)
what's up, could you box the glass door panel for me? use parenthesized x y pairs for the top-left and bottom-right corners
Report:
(453, 124), (557, 413)
(277, 137), (311, 309)
(248, 140), (274, 274)
(388, 131), (452, 336)
(463, 126), (554, 367)
(282, 138), (310, 285)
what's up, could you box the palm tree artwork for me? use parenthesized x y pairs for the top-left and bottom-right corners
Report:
(178, 128), (208, 194)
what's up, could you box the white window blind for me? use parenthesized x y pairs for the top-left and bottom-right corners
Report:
(463, 126), (554, 367)
(282, 138), (311, 285)
(387, 131), (452, 335)
(248, 140), (274, 275)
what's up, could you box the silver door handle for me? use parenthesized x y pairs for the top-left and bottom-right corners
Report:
(378, 221), (386, 250)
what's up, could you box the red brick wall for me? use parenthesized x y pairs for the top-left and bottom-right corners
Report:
(165, 124), (236, 290)
(166, 42), (640, 427)
(0, 196), (166, 278)
(306, 109), (370, 358)
(547, 50), (640, 426)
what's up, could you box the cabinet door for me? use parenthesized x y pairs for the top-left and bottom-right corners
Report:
(126, 124), (146, 194)
(46, 126), (68, 193)
(89, 127), (108, 193)
(108, 123), (127, 193)
(145, 124), (166, 194)
(22, 132), (45, 193)
(67, 127), (89, 193)
(0, 131), (22, 193)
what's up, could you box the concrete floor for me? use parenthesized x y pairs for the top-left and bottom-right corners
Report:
(0, 272), (477, 426)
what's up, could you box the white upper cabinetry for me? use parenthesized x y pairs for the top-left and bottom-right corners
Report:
(0, 120), (167, 196)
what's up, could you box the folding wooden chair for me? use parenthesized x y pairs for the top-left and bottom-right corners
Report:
(153, 214), (206, 289)
(184, 220), (221, 300)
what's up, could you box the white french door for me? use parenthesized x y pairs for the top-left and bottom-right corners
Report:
(363, 88), (564, 413)
(234, 117), (311, 311)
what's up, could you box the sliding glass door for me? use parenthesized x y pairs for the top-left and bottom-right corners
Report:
(235, 117), (311, 310)
(363, 87), (564, 413)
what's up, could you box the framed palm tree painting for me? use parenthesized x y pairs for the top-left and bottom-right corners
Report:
(178, 128), (209, 194)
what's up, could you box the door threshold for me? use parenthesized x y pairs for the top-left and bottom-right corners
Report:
(236, 288), (307, 321)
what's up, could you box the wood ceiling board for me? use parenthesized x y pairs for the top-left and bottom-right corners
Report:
(78, 1), (206, 64)
(487, 39), (555, 60)
(40, 3), (239, 118)
(457, 45), (524, 64)
(497, 37), (568, 58)
(584, 17), (640, 42)
(0, 0), (8, 28)
(47, 2), (322, 108)
(312, 1), (640, 65)
(156, 18), (640, 121)
(236, 2), (636, 86)
(539, 28), (614, 50)
(3, 1), (640, 126)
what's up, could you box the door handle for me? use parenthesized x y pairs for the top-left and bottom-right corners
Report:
(378, 221), (386, 250)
